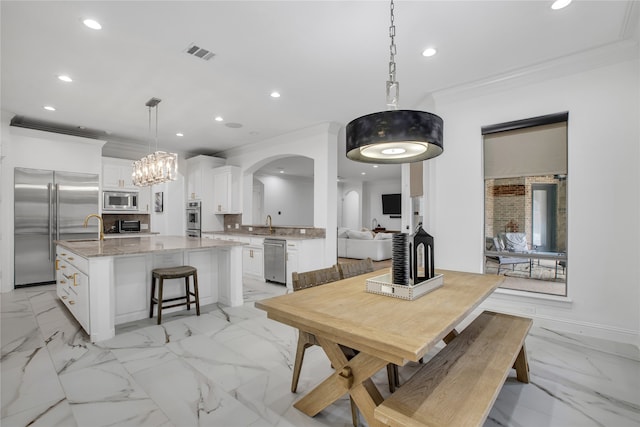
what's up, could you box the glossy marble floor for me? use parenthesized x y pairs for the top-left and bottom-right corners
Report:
(2, 278), (639, 427)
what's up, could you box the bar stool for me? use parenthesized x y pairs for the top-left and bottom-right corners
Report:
(149, 265), (200, 324)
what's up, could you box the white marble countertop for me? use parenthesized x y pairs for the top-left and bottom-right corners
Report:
(55, 235), (243, 258)
(104, 232), (159, 239)
(201, 231), (323, 240)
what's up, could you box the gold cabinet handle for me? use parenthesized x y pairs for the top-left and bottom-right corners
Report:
(61, 265), (66, 269)
(61, 295), (67, 300)
(61, 253), (67, 256)
(69, 300), (75, 305)
(68, 257), (74, 261)
(72, 273), (78, 287)
(60, 280), (67, 284)
(55, 259), (60, 270)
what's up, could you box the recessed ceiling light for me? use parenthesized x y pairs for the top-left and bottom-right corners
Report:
(214, 116), (223, 122)
(270, 91), (281, 98)
(176, 133), (184, 137)
(361, 172), (366, 175)
(83, 19), (102, 30)
(57, 75), (73, 82)
(43, 105), (56, 111)
(551, 0), (572, 10)
(422, 47), (437, 57)
(373, 165), (379, 168)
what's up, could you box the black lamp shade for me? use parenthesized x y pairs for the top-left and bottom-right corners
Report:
(346, 110), (444, 164)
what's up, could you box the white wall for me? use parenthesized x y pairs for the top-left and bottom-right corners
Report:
(221, 122), (339, 268)
(256, 175), (314, 226)
(423, 45), (639, 345)
(0, 124), (105, 293)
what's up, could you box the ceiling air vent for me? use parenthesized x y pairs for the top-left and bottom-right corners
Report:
(184, 43), (215, 61)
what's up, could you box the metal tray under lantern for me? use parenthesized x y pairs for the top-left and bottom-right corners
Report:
(365, 272), (444, 300)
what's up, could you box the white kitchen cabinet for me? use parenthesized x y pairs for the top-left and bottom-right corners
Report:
(102, 157), (136, 189)
(138, 186), (151, 213)
(56, 248), (90, 332)
(285, 238), (325, 289)
(186, 155), (225, 201)
(204, 233), (264, 279)
(113, 255), (149, 323)
(243, 237), (264, 279)
(212, 165), (241, 214)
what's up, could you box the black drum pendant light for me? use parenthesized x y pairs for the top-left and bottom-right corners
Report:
(346, 0), (443, 164)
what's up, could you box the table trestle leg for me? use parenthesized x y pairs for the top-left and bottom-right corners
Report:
(293, 336), (387, 426)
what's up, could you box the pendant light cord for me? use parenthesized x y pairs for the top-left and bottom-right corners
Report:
(389, 0), (396, 84)
(147, 106), (152, 155)
(155, 103), (159, 152)
(386, 0), (399, 109)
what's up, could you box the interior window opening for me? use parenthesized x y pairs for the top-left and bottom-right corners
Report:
(482, 113), (568, 296)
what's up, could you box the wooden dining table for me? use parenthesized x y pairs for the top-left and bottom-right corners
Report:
(255, 268), (504, 427)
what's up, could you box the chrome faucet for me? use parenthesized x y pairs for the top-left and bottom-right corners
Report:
(266, 214), (273, 235)
(83, 214), (104, 241)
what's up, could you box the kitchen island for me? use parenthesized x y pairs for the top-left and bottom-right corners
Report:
(55, 236), (244, 342)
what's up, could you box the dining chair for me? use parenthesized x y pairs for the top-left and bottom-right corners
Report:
(291, 265), (342, 393)
(291, 265), (360, 426)
(338, 258), (400, 392)
(337, 257), (375, 279)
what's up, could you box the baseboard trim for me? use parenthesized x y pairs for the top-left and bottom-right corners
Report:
(480, 297), (639, 349)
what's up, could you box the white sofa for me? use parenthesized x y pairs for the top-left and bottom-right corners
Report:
(337, 228), (393, 261)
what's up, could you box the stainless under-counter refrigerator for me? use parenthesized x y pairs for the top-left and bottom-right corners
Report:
(14, 167), (99, 287)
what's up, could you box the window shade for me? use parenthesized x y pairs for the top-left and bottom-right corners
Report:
(483, 122), (567, 179)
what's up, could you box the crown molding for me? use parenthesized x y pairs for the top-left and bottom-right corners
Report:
(431, 39), (639, 106)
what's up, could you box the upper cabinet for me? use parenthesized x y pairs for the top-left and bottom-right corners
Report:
(212, 166), (241, 214)
(138, 186), (151, 213)
(102, 157), (135, 190)
(186, 155), (225, 201)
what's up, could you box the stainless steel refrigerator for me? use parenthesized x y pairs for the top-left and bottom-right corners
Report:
(14, 167), (99, 287)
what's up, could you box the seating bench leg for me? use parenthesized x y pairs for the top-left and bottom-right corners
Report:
(513, 343), (530, 383)
(443, 329), (459, 344)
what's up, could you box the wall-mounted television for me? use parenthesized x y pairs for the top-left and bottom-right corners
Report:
(382, 193), (401, 216)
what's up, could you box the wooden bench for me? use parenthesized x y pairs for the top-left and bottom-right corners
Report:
(374, 311), (532, 427)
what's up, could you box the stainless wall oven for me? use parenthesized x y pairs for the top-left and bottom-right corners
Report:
(186, 200), (201, 237)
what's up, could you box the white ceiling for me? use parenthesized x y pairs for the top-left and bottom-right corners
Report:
(1, 1), (638, 181)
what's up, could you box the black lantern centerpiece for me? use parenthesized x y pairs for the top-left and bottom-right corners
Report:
(410, 225), (434, 284)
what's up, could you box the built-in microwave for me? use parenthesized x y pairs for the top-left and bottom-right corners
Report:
(103, 191), (139, 211)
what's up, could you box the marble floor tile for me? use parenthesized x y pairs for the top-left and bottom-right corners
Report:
(167, 334), (269, 392)
(1, 345), (66, 418)
(131, 358), (269, 426)
(0, 398), (77, 427)
(69, 400), (172, 427)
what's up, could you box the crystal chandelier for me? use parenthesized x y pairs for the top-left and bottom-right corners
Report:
(346, 0), (443, 164)
(132, 97), (178, 187)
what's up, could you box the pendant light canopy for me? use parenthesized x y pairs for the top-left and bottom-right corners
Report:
(346, 0), (444, 164)
(132, 98), (178, 187)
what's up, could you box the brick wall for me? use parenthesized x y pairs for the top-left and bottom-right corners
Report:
(485, 175), (567, 251)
